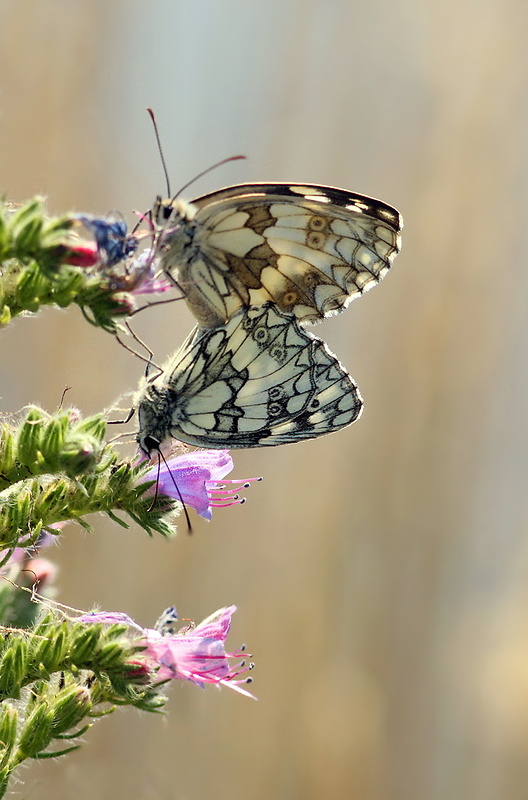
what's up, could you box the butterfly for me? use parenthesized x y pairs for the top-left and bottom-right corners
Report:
(135, 302), (362, 453)
(152, 182), (402, 328)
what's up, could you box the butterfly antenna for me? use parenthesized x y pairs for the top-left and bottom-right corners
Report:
(171, 155), (246, 203)
(157, 447), (193, 533)
(147, 108), (172, 197)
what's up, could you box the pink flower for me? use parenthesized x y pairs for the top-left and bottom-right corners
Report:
(74, 216), (138, 267)
(123, 250), (173, 295)
(66, 216), (172, 296)
(79, 606), (255, 698)
(143, 606), (255, 698)
(141, 450), (261, 520)
(79, 611), (143, 630)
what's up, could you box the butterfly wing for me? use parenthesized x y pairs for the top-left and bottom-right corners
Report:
(157, 183), (402, 327)
(136, 303), (362, 450)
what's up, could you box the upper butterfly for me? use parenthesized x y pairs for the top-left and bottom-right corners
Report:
(152, 183), (402, 328)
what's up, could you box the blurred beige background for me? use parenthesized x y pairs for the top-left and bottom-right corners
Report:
(1, 1), (528, 798)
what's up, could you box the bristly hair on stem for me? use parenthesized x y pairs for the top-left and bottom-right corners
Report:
(0, 405), (182, 553)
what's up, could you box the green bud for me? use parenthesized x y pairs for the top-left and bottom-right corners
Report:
(44, 215), (74, 237)
(47, 625), (69, 671)
(0, 498), (25, 550)
(38, 418), (66, 472)
(0, 705), (18, 767)
(0, 637), (29, 697)
(15, 216), (43, 255)
(36, 477), (72, 518)
(75, 415), (107, 442)
(50, 686), (92, 735)
(60, 434), (102, 477)
(96, 639), (132, 671)
(69, 625), (102, 664)
(52, 270), (85, 306)
(0, 483), (37, 549)
(9, 198), (41, 228)
(0, 426), (16, 478)
(16, 487), (32, 524)
(9, 200), (47, 252)
(16, 408), (46, 468)
(106, 462), (135, 501)
(30, 624), (68, 673)
(30, 614), (54, 637)
(14, 263), (45, 306)
(16, 699), (53, 760)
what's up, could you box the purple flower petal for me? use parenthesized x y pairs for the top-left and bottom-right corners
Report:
(142, 450), (237, 520)
(78, 604), (255, 698)
(142, 605), (255, 697)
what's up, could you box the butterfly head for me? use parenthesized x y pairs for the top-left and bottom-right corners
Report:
(153, 197), (197, 228)
(138, 433), (161, 458)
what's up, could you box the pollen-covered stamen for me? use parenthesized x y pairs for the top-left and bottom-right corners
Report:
(224, 659), (255, 686)
(140, 450), (261, 521)
(228, 658), (255, 676)
(208, 488), (241, 497)
(212, 477), (263, 486)
(203, 651), (255, 686)
(206, 475), (262, 508)
(209, 497), (245, 510)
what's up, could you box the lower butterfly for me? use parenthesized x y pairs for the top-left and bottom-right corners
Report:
(135, 302), (362, 454)
(153, 182), (402, 328)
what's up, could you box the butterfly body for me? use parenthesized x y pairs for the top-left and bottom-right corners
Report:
(154, 182), (402, 328)
(136, 303), (362, 453)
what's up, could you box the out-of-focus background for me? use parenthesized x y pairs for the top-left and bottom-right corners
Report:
(1, 1), (528, 798)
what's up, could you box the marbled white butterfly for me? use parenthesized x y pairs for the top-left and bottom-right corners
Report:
(136, 302), (361, 453)
(153, 182), (402, 328)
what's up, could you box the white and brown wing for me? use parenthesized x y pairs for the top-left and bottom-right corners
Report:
(155, 183), (402, 328)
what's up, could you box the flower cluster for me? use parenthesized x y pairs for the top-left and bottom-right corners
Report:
(80, 605), (254, 698)
(0, 197), (263, 797)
